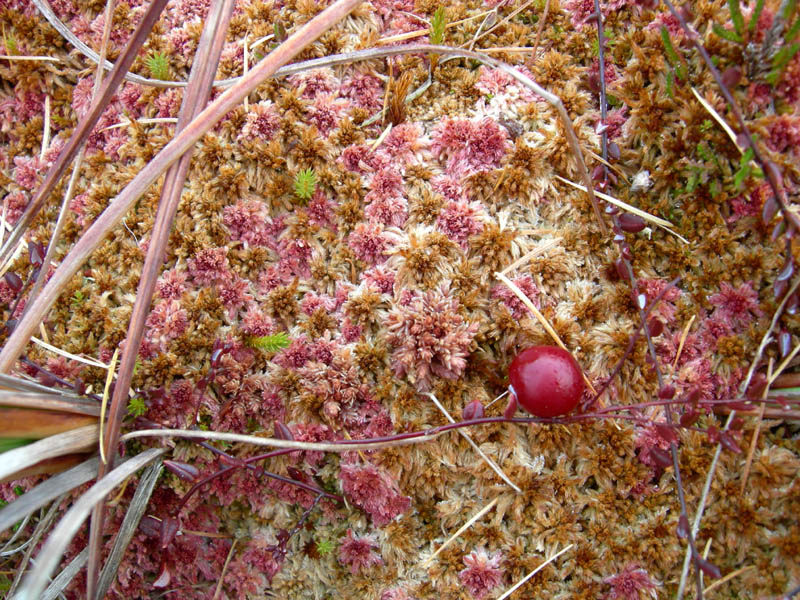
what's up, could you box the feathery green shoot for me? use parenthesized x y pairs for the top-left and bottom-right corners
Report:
(293, 168), (318, 201)
(145, 51), (170, 81)
(247, 332), (291, 352)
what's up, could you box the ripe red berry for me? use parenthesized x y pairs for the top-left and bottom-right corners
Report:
(508, 346), (585, 418)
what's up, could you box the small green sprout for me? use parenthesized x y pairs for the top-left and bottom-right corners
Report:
(145, 51), (170, 81)
(70, 290), (85, 307)
(127, 397), (147, 418)
(2, 26), (17, 56)
(293, 169), (318, 201)
(429, 7), (446, 46)
(247, 332), (291, 352)
(315, 538), (335, 556)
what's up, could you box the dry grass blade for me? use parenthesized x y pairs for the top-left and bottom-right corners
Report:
(496, 543), (573, 600)
(0, 457), (99, 533)
(13, 447), (165, 600)
(0, 0), (365, 375)
(7, 495), (65, 596)
(0, 0), (171, 269)
(0, 373), (83, 397)
(95, 459), (163, 600)
(421, 498), (498, 568)
(0, 392), (100, 416)
(0, 424), (97, 482)
(41, 547), (88, 600)
(1, 406), (97, 439)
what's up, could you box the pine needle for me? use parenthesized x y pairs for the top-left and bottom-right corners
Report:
(702, 565), (755, 594)
(496, 543), (573, 600)
(740, 359), (772, 494)
(672, 315), (696, 369)
(99, 348), (119, 465)
(499, 238), (561, 276)
(425, 392), (521, 493)
(421, 498), (498, 568)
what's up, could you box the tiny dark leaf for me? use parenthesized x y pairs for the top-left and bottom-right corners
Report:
(608, 142), (621, 161)
(654, 423), (679, 445)
(274, 421), (294, 441)
(679, 411), (699, 427)
(746, 374), (767, 399)
(138, 515), (161, 537)
(719, 431), (742, 454)
(3, 272), (22, 292)
(696, 556), (722, 579)
(729, 417), (745, 430)
(159, 517), (179, 549)
(615, 258), (630, 280)
(648, 318), (664, 337)
(650, 446), (672, 468)
(28, 241), (44, 267)
(462, 398), (485, 421)
(762, 195), (778, 224)
(164, 460), (200, 482)
(503, 393), (518, 419)
(618, 213), (647, 233)
(658, 384), (676, 399)
(286, 466), (305, 481)
(721, 66), (742, 88)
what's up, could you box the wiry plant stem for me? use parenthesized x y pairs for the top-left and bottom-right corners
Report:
(593, 3), (702, 595)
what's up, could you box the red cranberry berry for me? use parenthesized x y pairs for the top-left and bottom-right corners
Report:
(508, 346), (585, 418)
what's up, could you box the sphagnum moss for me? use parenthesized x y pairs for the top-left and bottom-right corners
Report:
(2, 0), (800, 598)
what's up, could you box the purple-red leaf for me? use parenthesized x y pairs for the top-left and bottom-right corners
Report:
(159, 517), (179, 549)
(719, 431), (742, 454)
(618, 212), (646, 233)
(164, 460), (200, 482)
(274, 421), (294, 441)
(503, 393), (518, 419)
(615, 258), (630, 281)
(153, 561), (171, 589)
(721, 66), (741, 88)
(462, 398), (485, 421)
(286, 466), (306, 481)
(138, 515), (161, 537)
(3, 272), (22, 292)
(746, 375), (767, 400)
(650, 446), (672, 469)
(658, 384), (676, 399)
(648, 318), (664, 337)
(679, 411), (699, 427)
(762, 195), (778, 224)
(28, 241), (44, 267)
(696, 556), (722, 579)
(654, 424), (679, 445)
